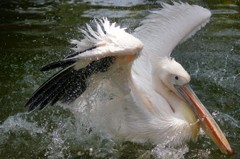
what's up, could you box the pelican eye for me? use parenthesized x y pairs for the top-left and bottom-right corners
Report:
(175, 76), (179, 80)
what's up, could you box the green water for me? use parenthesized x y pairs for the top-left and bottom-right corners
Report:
(0, 0), (239, 158)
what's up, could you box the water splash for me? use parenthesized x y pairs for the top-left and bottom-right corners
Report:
(44, 126), (71, 159)
(0, 113), (45, 144)
(152, 144), (189, 159)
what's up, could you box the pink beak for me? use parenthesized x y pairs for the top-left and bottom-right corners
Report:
(175, 84), (234, 154)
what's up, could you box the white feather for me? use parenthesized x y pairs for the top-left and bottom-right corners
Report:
(127, 2), (211, 145)
(134, 2), (211, 63)
(132, 2), (211, 91)
(71, 2), (212, 147)
(70, 18), (143, 60)
(95, 19), (105, 37)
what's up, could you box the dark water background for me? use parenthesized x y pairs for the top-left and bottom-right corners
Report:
(0, 0), (240, 158)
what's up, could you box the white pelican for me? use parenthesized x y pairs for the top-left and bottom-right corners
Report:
(25, 2), (233, 154)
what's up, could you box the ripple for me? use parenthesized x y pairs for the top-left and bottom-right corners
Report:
(83, 9), (131, 18)
(83, 0), (145, 7)
(212, 9), (239, 15)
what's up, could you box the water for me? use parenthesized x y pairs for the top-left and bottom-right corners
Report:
(0, 0), (240, 158)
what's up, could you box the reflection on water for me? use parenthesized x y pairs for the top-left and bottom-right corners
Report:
(0, 0), (240, 158)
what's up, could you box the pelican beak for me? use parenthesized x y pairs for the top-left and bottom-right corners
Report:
(175, 84), (234, 154)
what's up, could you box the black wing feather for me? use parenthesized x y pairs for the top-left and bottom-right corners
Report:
(40, 46), (97, 72)
(40, 59), (76, 72)
(65, 46), (97, 59)
(25, 56), (116, 111)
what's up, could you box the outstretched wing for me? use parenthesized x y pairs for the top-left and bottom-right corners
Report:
(25, 18), (143, 111)
(134, 2), (211, 61)
(132, 2), (211, 84)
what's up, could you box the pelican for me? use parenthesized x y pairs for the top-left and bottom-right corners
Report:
(25, 2), (233, 154)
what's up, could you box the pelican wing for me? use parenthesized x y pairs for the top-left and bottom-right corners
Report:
(25, 18), (143, 111)
(134, 2), (211, 59)
(131, 2), (212, 117)
(42, 18), (143, 71)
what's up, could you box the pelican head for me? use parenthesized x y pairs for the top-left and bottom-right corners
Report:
(153, 58), (190, 95)
(152, 57), (233, 154)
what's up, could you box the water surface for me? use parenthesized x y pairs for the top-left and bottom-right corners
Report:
(0, 0), (240, 158)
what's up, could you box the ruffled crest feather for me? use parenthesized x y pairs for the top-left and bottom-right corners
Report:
(71, 18), (126, 53)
